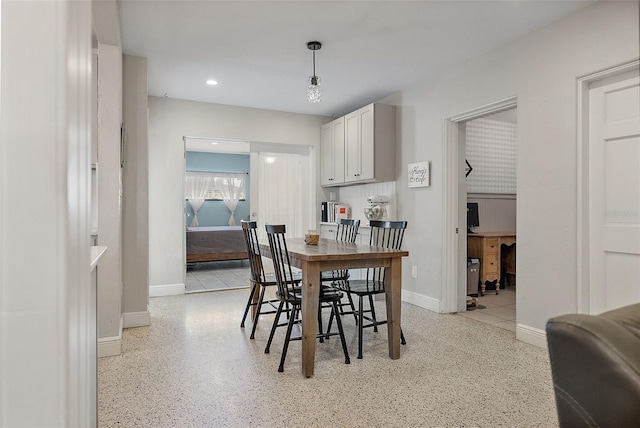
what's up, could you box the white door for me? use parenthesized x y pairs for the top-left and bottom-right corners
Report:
(588, 69), (640, 314)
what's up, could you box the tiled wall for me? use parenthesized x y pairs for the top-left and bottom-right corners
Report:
(465, 118), (517, 194)
(333, 181), (398, 222)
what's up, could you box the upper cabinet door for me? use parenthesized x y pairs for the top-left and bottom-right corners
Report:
(332, 117), (345, 184)
(320, 122), (333, 186)
(321, 117), (345, 186)
(357, 104), (375, 181)
(344, 111), (360, 182)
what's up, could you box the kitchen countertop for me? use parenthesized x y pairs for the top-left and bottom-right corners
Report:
(320, 221), (372, 228)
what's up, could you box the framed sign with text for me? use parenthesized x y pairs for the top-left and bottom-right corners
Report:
(408, 161), (430, 188)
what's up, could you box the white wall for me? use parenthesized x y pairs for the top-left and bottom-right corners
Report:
(1, 1), (94, 425)
(381, 1), (639, 334)
(148, 97), (330, 291)
(122, 55), (150, 326)
(97, 42), (124, 355)
(468, 196), (517, 233)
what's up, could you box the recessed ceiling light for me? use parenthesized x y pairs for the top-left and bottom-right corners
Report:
(206, 79), (218, 86)
(211, 142), (218, 145)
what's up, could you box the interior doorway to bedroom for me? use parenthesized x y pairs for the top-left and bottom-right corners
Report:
(183, 137), (315, 293)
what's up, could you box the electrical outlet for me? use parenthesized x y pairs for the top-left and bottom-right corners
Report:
(411, 265), (418, 278)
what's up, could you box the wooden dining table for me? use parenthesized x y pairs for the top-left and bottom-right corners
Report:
(260, 237), (409, 377)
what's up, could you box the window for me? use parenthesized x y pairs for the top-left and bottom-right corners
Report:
(185, 171), (246, 200)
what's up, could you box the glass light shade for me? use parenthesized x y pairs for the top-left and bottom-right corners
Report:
(307, 76), (321, 103)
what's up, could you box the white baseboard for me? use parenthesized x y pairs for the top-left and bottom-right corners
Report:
(401, 289), (440, 313)
(98, 335), (122, 357)
(123, 309), (150, 328)
(516, 323), (548, 349)
(149, 283), (185, 297)
(98, 316), (123, 357)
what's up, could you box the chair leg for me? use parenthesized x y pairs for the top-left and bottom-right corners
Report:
(240, 281), (259, 328)
(249, 285), (268, 340)
(318, 304), (324, 343)
(278, 306), (299, 373)
(265, 301), (284, 354)
(329, 293), (357, 332)
(327, 306), (335, 335)
(331, 301), (350, 365)
(369, 294), (378, 332)
(401, 328), (406, 345)
(358, 295), (364, 359)
(345, 293), (358, 324)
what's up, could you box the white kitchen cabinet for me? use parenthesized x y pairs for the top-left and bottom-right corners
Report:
(356, 225), (371, 245)
(320, 117), (345, 186)
(344, 103), (396, 184)
(319, 223), (337, 239)
(323, 103), (396, 187)
(344, 110), (359, 182)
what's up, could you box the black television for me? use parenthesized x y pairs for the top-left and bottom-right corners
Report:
(467, 202), (479, 233)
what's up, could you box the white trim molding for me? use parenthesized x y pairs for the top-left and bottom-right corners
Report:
(516, 324), (548, 349)
(441, 119), (460, 313)
(98, 316), (123, 357)
(149, 283), (185, 297)
(123, 309), (151, 328)
(402, 289), (440, 313)
(98, 335), (122, 358)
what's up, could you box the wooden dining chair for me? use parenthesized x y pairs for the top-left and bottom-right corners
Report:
(240, 220), (291, 340)
(263, 224), (351, 372)
(321, 218), (360, 328)
(333, 220), (408, 359)
(321, 218), (360, 282)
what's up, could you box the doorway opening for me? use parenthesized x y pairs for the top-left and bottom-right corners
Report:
(441, 98), (518, 333)
(458, 109), (518, 332)
(182, 136), (315, 294)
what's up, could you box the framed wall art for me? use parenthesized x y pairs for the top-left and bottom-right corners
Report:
(408, 161), (430, 188)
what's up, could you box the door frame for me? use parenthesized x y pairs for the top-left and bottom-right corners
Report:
(441, 97), (517, 313)
(576, 60), (640, 313)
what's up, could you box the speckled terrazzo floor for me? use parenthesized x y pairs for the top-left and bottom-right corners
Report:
(186, 260), (252, 292)
(98, 289), (558, 427)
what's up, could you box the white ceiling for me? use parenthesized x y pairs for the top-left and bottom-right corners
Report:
(118, 0), (594, 118)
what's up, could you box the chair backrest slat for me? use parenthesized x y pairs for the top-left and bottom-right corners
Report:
(265, 224), (298, 300)
(366, 220), (408, 283)
(335, 218), (360, 243)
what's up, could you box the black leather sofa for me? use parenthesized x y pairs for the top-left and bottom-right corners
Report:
(546, 303), (640, 427)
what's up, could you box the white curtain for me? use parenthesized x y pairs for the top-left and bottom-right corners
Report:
(213, 174), (245, 226)
(256, 152), (309, 240)
(185, 172), (213, 227)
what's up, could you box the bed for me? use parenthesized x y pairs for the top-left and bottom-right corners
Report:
(186, 226), (248, 262)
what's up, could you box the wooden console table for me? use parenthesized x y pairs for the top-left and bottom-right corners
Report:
(467, 232), (516, 296)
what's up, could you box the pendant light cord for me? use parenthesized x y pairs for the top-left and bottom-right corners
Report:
(312, 50), (316, 78)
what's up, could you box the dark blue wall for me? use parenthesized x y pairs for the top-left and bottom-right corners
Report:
(186, 152), (250, 226)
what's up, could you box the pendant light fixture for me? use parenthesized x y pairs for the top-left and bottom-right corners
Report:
(307, 41), (322, 103)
